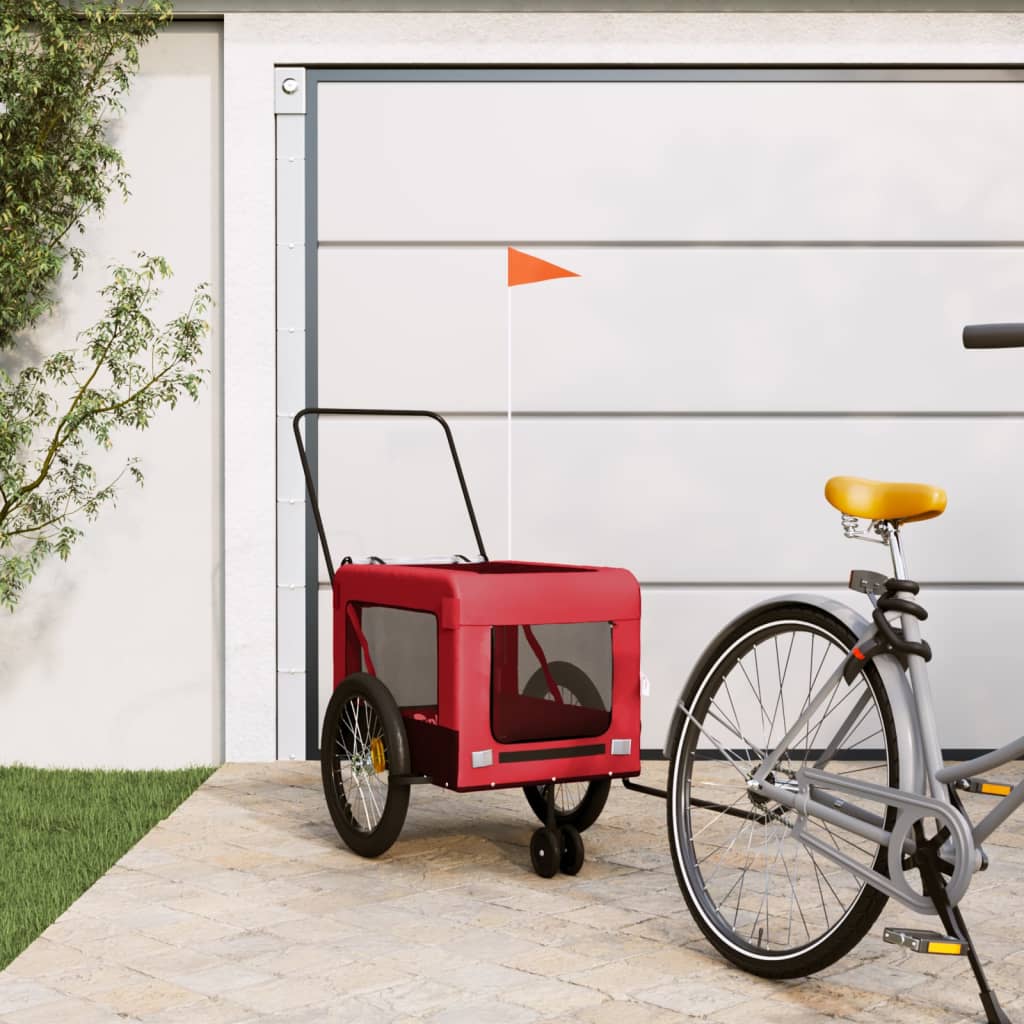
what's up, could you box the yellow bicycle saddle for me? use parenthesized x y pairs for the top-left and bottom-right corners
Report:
(825, 476), (947, 524)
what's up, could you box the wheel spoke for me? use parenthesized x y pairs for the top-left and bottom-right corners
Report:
(331, 694), (392, 833)
(670, 614), (895, 967)
(680, 705), (751, 779)
(692, 791), (751, 843)
(702, 705), (766, 763)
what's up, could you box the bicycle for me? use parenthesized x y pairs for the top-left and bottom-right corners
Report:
(663, 323), (1024, 1024)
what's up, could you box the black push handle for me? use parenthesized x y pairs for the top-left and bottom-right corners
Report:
(292, 408), (489, 581)
(963, 323), (1024, 349)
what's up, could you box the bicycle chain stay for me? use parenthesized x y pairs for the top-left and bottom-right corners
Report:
(790, 767), (976, 914)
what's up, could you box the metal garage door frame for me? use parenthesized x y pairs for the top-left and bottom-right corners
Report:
(277, 65), (1023, 762)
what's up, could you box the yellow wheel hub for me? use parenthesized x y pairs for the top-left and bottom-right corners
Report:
(370, 736), (387, 774)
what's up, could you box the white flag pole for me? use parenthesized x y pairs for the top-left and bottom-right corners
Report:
(506, 284), (513, 560)
(505, 248), (577, 561)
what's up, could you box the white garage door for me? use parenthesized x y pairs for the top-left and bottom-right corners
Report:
(295, 69), (1024, 759)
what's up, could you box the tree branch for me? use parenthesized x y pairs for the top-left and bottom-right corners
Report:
(0, 321), (120, 524)
(5, 467), (128, 539)
(35, 36), (120, 155)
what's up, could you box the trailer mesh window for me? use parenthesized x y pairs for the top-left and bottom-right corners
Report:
(491, 622), (612, 744)
(355, 605), (438, 711)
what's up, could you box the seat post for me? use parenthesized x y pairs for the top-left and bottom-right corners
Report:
(887, 524), (909, 580)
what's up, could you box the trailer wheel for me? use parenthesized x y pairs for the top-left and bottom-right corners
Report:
(522, 662), (612, 832)
(559, 825), (585, 876)
(321, 672), (410, 858)
(530, 827), (560, 878)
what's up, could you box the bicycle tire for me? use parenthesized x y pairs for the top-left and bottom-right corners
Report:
(667, 603), (898, 978)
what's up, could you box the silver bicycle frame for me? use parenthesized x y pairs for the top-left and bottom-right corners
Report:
(743, 526), (1024, 911)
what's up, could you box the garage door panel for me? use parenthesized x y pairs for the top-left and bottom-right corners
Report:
(508, 417), (1024, 583)
(310, 415), (1024, 585)
(640, 587), (1024, 751)
(317, 246), (506, 411)
(513, 248), (1024, 412)
(318, 245), (1024, 412)
(318, 82), (1024, 242)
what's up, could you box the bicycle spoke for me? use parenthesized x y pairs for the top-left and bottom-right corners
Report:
(721, 677), (747, 757)
(702, 704), (766, 763)
(819, 818), (874, 861)
(672, 615), (894, 965)
(333, 696), (392, 832)
(806, 846), (833, 929)
(752, 812), (771, 946)
(781, 838), (811, 944)
(692, 791), (751, 843)
(680, 706), (751, 779)
(737, 652), (769, 739)
(699, 809), (754, 893)
(837, 760), (886, 776)
(729, 820), (759, 929)
(766, 636), (791, 756)
(804, 681), (862, 756)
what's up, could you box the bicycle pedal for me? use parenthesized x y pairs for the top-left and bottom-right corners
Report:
(883, 927), (968, 956)
(956, 778), (1014, 798)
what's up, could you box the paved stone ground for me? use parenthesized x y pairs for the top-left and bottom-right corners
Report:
(2, 760), (1023, 1024)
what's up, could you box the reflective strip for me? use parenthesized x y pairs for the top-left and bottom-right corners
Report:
(926, 941), (962, 955)
(980, 783), (1012, 797)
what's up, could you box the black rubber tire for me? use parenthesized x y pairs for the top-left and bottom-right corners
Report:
(530, 826), (560, 878)
(321, 672), (411, 859)
(559, 825), (585, 876)
(522, 661), (612, 832)
(667, 604), (899, 979)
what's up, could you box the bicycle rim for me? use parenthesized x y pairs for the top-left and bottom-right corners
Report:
(670, 610), (896, 970)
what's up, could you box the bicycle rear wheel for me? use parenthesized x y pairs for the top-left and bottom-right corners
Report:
(667, 603), (898, 978)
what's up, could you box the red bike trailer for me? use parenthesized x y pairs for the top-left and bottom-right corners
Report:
(294, 408), (641, 877)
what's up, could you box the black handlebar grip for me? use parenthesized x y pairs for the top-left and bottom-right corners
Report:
(963, 323), (1024, 349)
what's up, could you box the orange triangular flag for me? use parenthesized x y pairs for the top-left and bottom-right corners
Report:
(507, 248), (579, 287)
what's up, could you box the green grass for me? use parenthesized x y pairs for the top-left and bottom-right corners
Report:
(0, 764), (215, 970)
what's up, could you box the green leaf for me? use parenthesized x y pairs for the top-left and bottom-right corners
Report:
(0, 257), (211, 609)
(0, 0), (171, 350)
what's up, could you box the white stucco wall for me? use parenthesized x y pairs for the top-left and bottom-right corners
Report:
(0, 23), (223, 769)
(224, 12), (1024, 761)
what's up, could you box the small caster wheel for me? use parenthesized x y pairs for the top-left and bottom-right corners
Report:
(559, 824), (584, 876)
(530, 826), (560, 878)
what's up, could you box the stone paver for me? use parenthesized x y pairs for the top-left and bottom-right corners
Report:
(2, 760), (1023, 1022)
